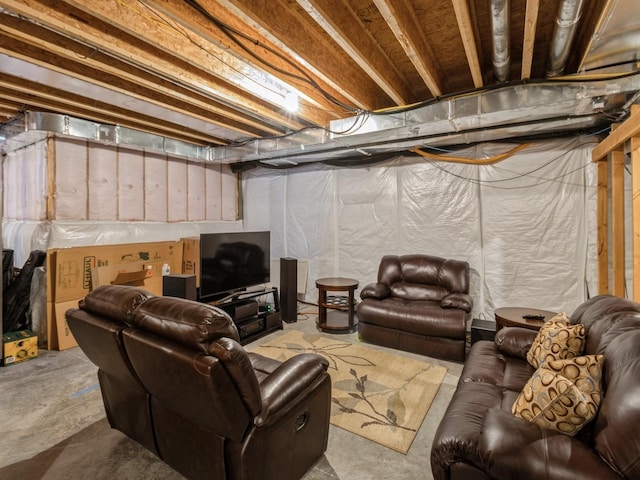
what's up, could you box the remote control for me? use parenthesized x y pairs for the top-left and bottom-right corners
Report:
(522, 314), (545, 320)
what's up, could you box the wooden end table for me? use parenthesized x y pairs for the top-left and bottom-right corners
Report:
(494, 307), (558, 332)
(316, 277), (359, 333)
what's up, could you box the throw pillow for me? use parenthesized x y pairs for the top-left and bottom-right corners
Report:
(512, 354), (603, 436)
(526, 313), (585, 368)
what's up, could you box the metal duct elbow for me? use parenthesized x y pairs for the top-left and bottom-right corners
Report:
(490, 0), (511, 82)
(547, 0), (584, 77)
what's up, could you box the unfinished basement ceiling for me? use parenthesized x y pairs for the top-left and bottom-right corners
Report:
(1, 0), (640, 166)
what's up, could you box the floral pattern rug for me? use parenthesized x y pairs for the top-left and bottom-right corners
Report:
(250, 330), (447, 454)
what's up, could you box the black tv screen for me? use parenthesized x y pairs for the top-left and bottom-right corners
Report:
(199, 231), (270, 300)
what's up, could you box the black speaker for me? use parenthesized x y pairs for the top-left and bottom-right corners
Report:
(280, 257), (297, 323)
(471, 318), (496, 345)
(163, 274), (197, 301)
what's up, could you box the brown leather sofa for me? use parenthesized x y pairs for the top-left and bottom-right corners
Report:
(431, 295), (640, 480)
(356, 254), (472, 362)
(66, 285), (331, 480)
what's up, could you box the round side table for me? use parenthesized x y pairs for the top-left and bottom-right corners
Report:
(494, 307), (558, 332)
(315, 277), (359, 333)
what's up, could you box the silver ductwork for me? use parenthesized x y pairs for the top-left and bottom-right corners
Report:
(2, 75), (639, 167)
(490, 0), (511, 82)
(547, 0), (584, 77)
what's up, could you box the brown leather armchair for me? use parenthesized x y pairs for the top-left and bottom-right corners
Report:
(356, 254), (472, 362)
(67, 285), (331, 480)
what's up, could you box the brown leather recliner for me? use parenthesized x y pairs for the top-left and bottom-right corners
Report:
(66, 285), (331, 480)
(431, 295), (640, 480)
(356, 254), (473, 362)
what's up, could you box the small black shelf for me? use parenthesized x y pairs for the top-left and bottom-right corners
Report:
(213, 287), (282, 344)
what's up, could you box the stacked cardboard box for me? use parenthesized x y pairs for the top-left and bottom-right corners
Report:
(181, 237), (200, 287)
(46, 241), (183, 350)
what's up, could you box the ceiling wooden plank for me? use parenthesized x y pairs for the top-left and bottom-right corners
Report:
(0, 27), (285, 140)
(216, 0), (393, 110)
(592, 104), (640, 162)
(373, 0), (444, 97)
(143, 0), (351, 119)
(575, 0), (615, 72)
(0, 0), (316, 132)
(295, 0), (416, 105)
(520, 0), (540, 79)
(63, 0), (338, 127)
(0, 78), (225, 144)
(451, 0), (483, 88)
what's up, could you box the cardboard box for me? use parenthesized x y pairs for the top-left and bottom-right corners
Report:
(51, 240), (182, 303)
(91, 260), (166, 295)
(3, 330), (38, 365)
(181, 237), (200, 287)
(54, 300), (83, 350)
(46, 241), (183, 350)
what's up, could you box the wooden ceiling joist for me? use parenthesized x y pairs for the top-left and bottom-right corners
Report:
(451, 0), (483, 88)
(373, 0), (444, 97)
(294, 0), (417, 105)
(0, 0), (322, 132)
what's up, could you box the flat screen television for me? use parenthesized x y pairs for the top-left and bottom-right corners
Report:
(199, 231), (270, 301)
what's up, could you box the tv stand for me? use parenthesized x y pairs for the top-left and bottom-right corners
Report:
(212, 287), (282, 344)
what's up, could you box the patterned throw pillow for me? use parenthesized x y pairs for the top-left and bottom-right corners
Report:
(526, 313), (585, 368)
(512, 355), (603, 436)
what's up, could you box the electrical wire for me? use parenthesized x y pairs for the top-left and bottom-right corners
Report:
(420, 139), (599, 190)
(182, 0), (360, 115)
(412, 143), (531, 165)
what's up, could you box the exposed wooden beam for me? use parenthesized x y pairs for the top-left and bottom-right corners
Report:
(0, 19), (288, 138)
(576, 0), (615, 72)
(597, 159), (609, 294)
(216, 0), (393, 110)
(295, 0), (416, 106)
(521, 0), (540, 79)
(451, 0), (483, 88)
(0, 76), (226, 145)
(0, 0), (315, 132)
(632, 135), (640, 301)
(147, 0), (360, 114)
(593, 105), (640, 162)
(373, 0), (444, 97)
(611, 148), (626, 297)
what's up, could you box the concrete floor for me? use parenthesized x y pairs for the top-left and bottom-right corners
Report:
(0, 307), (463, 480)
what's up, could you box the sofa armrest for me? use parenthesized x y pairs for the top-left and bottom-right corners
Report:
(479, 408), (619, 480)
(494, 327), (537, 359)
(360, 282), (391, 300)
(441, 292), (472, 312)
(255, 353), (329, 427)
(209, 337), (262, 416)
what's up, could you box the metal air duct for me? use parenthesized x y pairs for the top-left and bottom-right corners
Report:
(490, 0), (511, 82)
(547, 0), (584, 77)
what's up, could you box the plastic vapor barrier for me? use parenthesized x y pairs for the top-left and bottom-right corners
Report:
(242, 137), (601, 321)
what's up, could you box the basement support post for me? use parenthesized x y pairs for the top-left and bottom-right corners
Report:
(593, 105), (640, 299)
(611, 148), (625, 297)
(597, 159), (608, 295)
(632, 135), (640, 301)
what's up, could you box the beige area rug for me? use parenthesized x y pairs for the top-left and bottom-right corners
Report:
(250, 330), (447, 454)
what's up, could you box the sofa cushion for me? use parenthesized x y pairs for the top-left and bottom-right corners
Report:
(513, 355), (603, 436)
(357, 297), (466, 339)
(526, 313), (585, 368)
(80, 284), (154, 324)
(133, 296), (239, 353)
(389, 282), (448, 301)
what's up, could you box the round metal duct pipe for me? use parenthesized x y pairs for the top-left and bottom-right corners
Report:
(490, 0), (511, 82)
(547, 0), (584, 77)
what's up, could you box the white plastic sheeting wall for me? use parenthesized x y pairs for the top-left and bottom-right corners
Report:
(243, 137), (598, 320)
